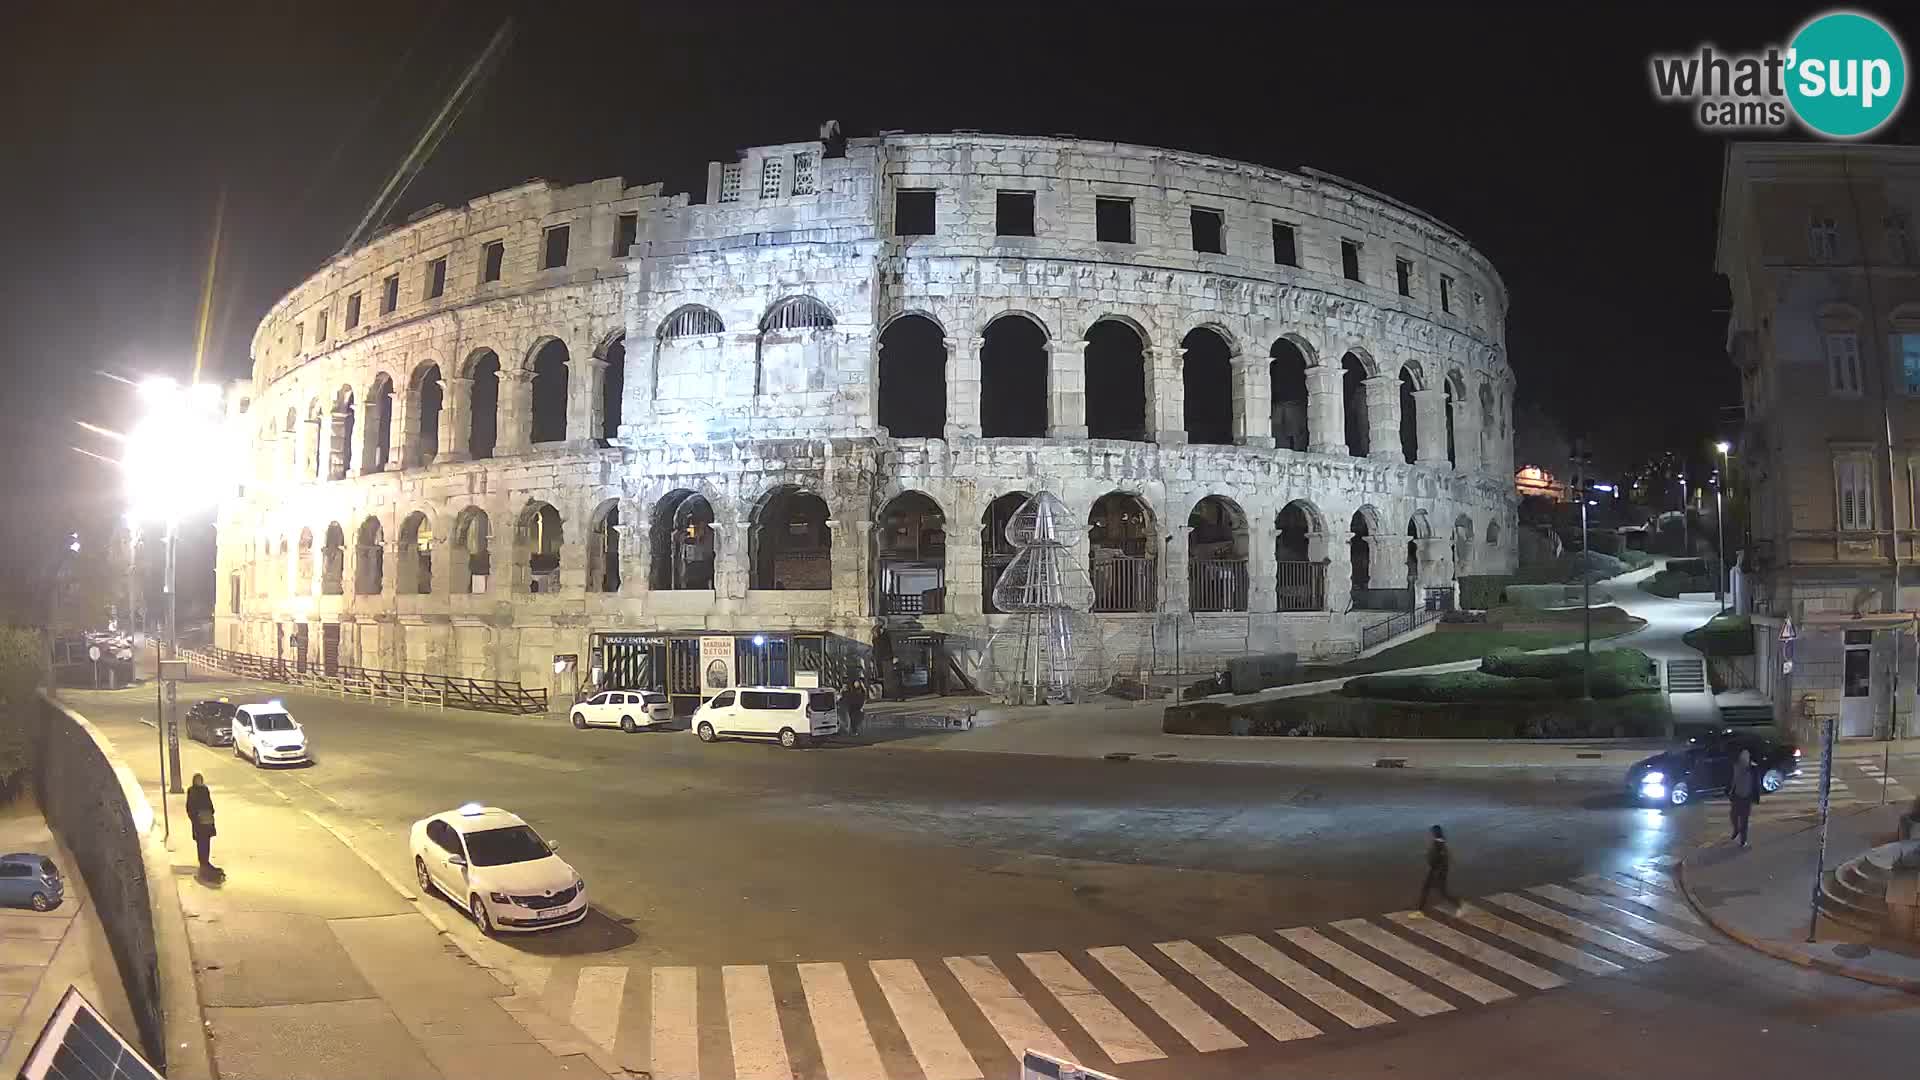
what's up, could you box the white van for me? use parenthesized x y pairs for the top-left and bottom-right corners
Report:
(693, 687), (840, 748)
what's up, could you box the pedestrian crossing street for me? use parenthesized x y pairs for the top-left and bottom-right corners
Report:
(1703, 762), (1918, 835)
(508, 866), (1706, 1079)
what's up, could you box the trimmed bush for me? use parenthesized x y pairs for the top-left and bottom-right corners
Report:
(1167, 690), (1670, 739)
(1682, 614), (1754, 657)
(1480, 647), (1660, 697)
(1458, 575), (1512, 610)
(1619, 549), (1655, 571)
(0, 627), (39, 786)
(1644, 567), (1714, 598)
(1342, 671), (1560, 702)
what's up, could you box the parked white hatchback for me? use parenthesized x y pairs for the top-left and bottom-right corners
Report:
(231, 702), (310, 767)
(570, 689), (673, 732)
(410, 804), (587, 933)
(693, 687), (839, 748)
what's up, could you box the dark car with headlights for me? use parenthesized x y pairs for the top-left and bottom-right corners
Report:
(1627, 727), (1801, 806)
(185, 699), (237, 746)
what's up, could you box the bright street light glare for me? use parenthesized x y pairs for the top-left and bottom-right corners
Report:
(1714, 441), (1731, 454)
(124, 379), (234, 525)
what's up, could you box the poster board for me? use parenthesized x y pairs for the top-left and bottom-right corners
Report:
(700, 635), (735, 692)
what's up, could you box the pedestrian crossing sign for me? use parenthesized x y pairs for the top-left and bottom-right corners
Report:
(1023, 1049), (1123, 1080)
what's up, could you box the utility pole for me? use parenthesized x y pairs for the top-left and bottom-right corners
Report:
(1573, 441), (1594, 700)
(164, 520), (182, 794)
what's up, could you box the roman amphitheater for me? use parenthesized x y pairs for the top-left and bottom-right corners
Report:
(213, 130), (1517, 712)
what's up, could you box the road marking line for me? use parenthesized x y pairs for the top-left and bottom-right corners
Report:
(722, 964), (792, 1080)
(570, 966), (626, 1053)
(1018, 951), (1163, 1064)
(1574, 875), (1704, 925)
(1154, 940), (1320, 1043)
(944, 955), (1072, 1063)
(1620, 868), (1679, 894)
(1329, 919), (1512, 1005)
(1485, 893), (1667, 962)
(513, 964), (551, 998)
(797, 962), (888, 1080)
(869, 959), (982, 1080)
(1279, 926), (1452, 1016)
(1086, 946), (1243, 1053)
(1529, 885), (1707, 951)
(1456, 903), (1627, 974)
(650, 966), (700, 1080)
(1218, 933), (1391, 1029)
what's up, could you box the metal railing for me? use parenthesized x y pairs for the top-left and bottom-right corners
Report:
(1188, 559), (1249, 612)
(1359, 604), (1443, 651)
(1092, 555), (1156, 613)
(983, 553), (1015, 614)
(1275, 560), (1327, 612)
(881, 588), (946, 616)
(182, 646), (549, 715)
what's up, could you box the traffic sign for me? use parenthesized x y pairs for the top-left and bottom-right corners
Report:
(87, 645), (101, 662)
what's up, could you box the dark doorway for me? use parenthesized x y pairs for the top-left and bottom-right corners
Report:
(468, 350), (499, 459)
(980, 316), (1048, 437)
(1342, 353), (1369, 457)
(1182, 328), (1234, 445)
(1085, 320), (1147, 441)
(877, 315), (947, 438)
(531, 340), (569, 444)
(601, 338), (625, 442)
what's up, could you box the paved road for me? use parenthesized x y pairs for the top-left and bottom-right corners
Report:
(62, 680), (1920, 1079)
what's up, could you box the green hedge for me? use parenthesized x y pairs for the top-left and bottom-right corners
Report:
(1619, 549), (1655, 571)
(1480, 647), (1661, 696)
(0, 627), (39, 791)
(1644, 568), (1714, 598)
(1341, 671), (1561, 702)
(1166, 691), (1670, 739)
(1682, 614), (1754, 657)
(1341, 648), (1658, 702)
(1458, 575), (1512, 610)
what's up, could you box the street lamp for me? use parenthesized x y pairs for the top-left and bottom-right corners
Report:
(1714, 441), (1731, 614)
(1571, 443), (1595, 700)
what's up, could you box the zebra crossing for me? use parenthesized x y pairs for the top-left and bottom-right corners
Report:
(1718, 763), (1912, 832)
(509, 866), (1706, 1079)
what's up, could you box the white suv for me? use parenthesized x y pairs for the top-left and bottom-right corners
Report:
(232, 703), (309, 767)
(693, 687), (839, 748)
(570, 689), (673, 732)
(410, 804), (587, 933)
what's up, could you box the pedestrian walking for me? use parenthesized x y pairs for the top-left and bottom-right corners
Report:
(186, 773), (220, 876)
(1728, 748), (1758, 847)
(1419, 824), (1456, 911)
(841, 678), (866, 737)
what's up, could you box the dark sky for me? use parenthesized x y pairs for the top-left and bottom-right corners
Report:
(5, 1), (1917, 550)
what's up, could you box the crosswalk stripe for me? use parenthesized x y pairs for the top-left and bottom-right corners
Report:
(1219, 933), (1392, 1029)
(722, 965), (792, 1080)
(1529, 885), (1707, 951)
(513, 964), (551, 998)
(869, 959), (983, 1080)
(1086, 946), (1244, 1053)
(1019, 951), (1164, 1064)
(945, 955), (1073, 1063)
(1575, 875), (1704, 926)
(1385, 911), (1565, 990)
(570, 966), (626, 1053)
(1276, 927), (1452, 1017)
(650, 966), (700, 1080)
(1154, 940), (1321, 1043)
(1485, 893), (1667, 963)
(1621, 868), (1678, 894)
(1329, 919), (1511, 1005)
(797, 962), (888, 1080)
(1455, 904), (1625, 975)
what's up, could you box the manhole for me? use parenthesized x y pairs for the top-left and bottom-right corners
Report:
(1576, 752), (1603, 759)
(1104, 752), (1136, 762)
(1833, 942), (1872, 959)
(1375, 757), (1409, 769)
(1151, 752), (1178, 759)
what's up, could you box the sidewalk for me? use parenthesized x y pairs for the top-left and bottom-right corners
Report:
(1679, 802), (1920, 992)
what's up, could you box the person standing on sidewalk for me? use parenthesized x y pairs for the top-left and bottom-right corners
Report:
(186, 773), (220, 876)
(1419, 824), (1456, 911)
(841, 678), (866, 737)
(1728, 748), (1759, 847)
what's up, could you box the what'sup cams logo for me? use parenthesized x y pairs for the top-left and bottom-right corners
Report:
(1650, 9), (1907, 138)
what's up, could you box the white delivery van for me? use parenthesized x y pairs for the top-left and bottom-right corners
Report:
(692, 687), (840, 748)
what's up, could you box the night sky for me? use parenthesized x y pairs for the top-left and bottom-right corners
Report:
(4, 1), (1917, 577)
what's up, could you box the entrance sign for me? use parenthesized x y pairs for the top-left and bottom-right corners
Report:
(700, 635), (734, 691)
(1780, 616), (1795, 675)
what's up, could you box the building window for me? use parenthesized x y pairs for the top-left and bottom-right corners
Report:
(791, 152), (816, 196)
(1272, 221), (1297, 266)
(542, 225), (569, 269)
(315, 309), (329, 342)
(1826, 331), (1862, 395)
(759, 157), (784, 199)
(482, 240), (504, 282)
(293, 321), (304, 353)
(1096, 197), (1133, 243)
(1897, 332), (1920, 394)
(1439, 274), (1453, 313)
(895, 189), (935, 236)
(996, 191), (1035, 236)
(381, 274), (399, 314)
(719, 162), (743, 203)
(345, 292), (361, 331)
(1837, 454), (1874, 532)
(1190, 207), (1224, 254)
(1341, 239), (1362, 281)
(1889, 212), (1914, 263)
(1395, 258), (1413, 297)
(1810, 216), (1840, 261)
(615, 213), (638, 256)
(425, 257), (447, 299)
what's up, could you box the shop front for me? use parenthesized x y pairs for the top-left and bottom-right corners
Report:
(590, 630), (837, 716)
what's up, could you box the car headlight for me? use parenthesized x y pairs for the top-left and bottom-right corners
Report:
(1641, 771), (1664, 785)
(575, 878), (586, 893)
(488, 892), (512, 904)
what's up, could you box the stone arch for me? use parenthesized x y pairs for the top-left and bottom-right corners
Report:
(307, 398), (326, 479)
(397, 511), (434, 595)
(981, 490), (1033, 614)
(1275, 499), (1329, 611)
(321, 522), (346, 594)
(328, 386), (356, 480)
(1444, 370), (1466, 467)
(649, 489), (718, 590)
(757, 297), (837, 397)
(516, 500), (564, 593)
(407, 360), (443, 466)
(354, 515), (385, 595)
(528, 338), (569, 444)
(1452, 513), (1475, 574)
(875, 491), (947, 615)
(1406, 510), (1433, 590)
(451, 506), (491, 594)
(1478, 381), (1496, 466)
(1085, 318), (1149, 442)
(464, 348), (501, 459)
(1398, 366), (1419, 463)
(364, 372), (396, 473)
(877, 314), (947, 438)
(1089, 491), (1158, 612)
(296, 528), (313, 592)
(750, 486), (832, 590)
(586, 498), (623, 593)
(1269, 337), (1311, 451)
(1348, 507), (1379, 595)
(658, 304), (725, 340)
(761, 295), (836, 332)
(1187, 495), (1249, 612)
(980, 313), (1049, 438)
(1486, 518), (1502, 546)
(1341, 352), (1369, 457)
(1182, 327), (1235, 446)
(597, 333), (625, 443)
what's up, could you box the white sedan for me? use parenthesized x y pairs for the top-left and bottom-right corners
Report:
(570, 689), (673, 732)
(410, 804), (587, 933)
(232, 703), (309, 767)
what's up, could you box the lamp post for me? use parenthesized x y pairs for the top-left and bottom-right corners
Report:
(1714, 441), (1731, 614)
(1572, 443), (1595, 700)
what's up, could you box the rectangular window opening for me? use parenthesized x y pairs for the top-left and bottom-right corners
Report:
(381, 274), (399, 314)
(542, 224), (570, 270)
(1826, 331), (1861, 395)
(1395, 257), (1413, 297)
(1810, 216), (1839, 261)
(1439, 274), (1453, 313)
(1837, 455), (1874, 532)
(1900, 332), (1920, 395)
(718, 162), (743, 204)
(895, 189), (936, 236)
(996, 191), (1035, 237)
(759, 158), (784, 199)
(1341, 239), (1362, 282)
(1190, 207), (1224, 254)
(426, 257), (447, 300)
(482, 240), (504, 282)
(345, 292), (361, 331)
(1096, 197), (1133, 244)
(615, 214), (638, 256)
(1272, 221), (1297, 266)
(315, 309), (329, 342)
(791, 152), (816, 196)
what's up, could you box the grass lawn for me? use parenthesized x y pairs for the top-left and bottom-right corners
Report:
(1308, 610), (1646, 678)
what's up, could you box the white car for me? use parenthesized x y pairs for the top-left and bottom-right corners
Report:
(410, 804), (587, 934)
(231, 702), (309, 767)
(570, 689), (673, 732)
(693, 687), (840, 748)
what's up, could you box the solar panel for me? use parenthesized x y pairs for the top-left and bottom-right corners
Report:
(16, 986), (162, 1080)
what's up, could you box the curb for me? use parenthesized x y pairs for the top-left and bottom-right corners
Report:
(1676, 853), (1920, 995)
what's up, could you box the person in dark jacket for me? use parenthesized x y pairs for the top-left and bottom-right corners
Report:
(841, 679), (867, 736)
(1419, 824), (1456, 910)
(1728, 748), (1759, 847)
(186, 773), (218, 875)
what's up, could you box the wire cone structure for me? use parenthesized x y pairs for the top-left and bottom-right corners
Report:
(983, 492), (1108, 705)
